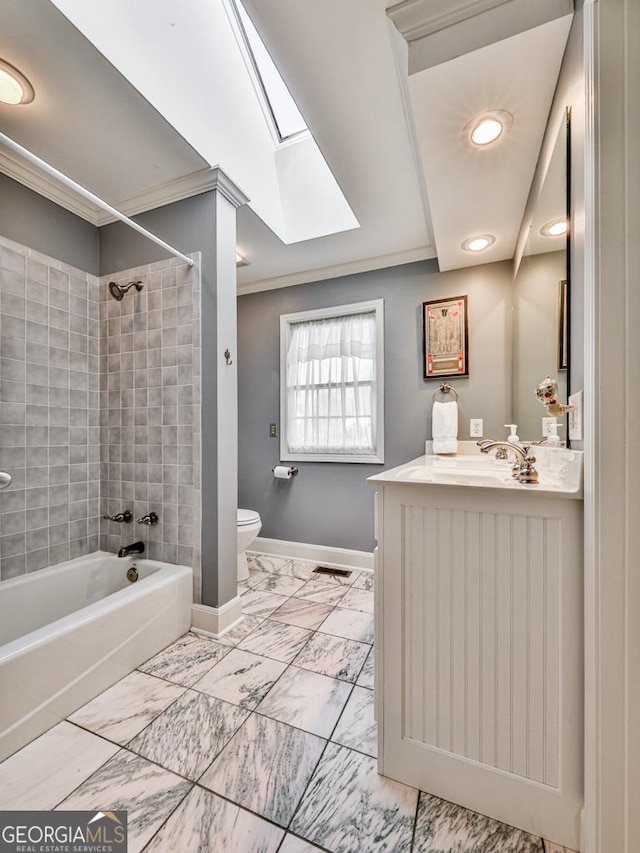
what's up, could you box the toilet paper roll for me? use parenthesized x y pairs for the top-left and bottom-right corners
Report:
(273, 465), (293, 479)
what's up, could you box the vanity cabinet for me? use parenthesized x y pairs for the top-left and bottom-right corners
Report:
(370, 461), (583, 849)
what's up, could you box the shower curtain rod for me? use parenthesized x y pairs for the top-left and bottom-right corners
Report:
(0, 131), (194, 267)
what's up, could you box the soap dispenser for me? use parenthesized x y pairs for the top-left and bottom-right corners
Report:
(504, 424), (520, 443)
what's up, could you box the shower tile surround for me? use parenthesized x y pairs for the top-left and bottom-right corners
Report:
(0, 235), (100, 577)
(0, 556), (573, 853)
(98, 255), (202, 599)
(0, 235), (202, 598)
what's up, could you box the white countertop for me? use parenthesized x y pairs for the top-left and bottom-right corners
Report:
(367, 449), (583, 498)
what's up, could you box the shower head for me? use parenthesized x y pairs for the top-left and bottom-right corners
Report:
(108, 280), (143, 301)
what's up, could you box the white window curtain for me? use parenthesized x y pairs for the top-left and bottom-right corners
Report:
(285, 311), (377, 455)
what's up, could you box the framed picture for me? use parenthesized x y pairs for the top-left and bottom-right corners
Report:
(558, 279), (568, 370)
(422, 295), (469, 380)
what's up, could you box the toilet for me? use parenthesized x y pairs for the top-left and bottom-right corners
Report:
(237, 509), (262, 582)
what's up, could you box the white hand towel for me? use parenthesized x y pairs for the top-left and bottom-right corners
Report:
(432, 400), (458, 454)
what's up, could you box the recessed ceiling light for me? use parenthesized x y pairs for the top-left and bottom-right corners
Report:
(471, 118), (502, 146)
(462, 234), (496, 252)
(540, 218), (567, 237)
(465, 110), (513, 148)
(0, 59), (34, 106)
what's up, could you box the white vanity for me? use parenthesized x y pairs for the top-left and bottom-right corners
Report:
(368, 445), (583, 850)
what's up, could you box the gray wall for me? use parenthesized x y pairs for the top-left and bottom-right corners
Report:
(238, 258), (513, 553)
(0, 174), (99, 275)
(99, 193), (215, 275)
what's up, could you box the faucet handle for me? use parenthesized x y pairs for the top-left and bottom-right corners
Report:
(103, 511), (133, 523)
(137, 512), (159, 526)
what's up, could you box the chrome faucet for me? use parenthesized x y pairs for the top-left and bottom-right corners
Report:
(118, 541), (145, 558)
(477, 440), (509, 459)
(477, 440), (538, 484)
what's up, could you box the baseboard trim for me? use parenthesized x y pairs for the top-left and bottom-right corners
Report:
(191, 597), (243, 639)
(254, 537), (374, 571)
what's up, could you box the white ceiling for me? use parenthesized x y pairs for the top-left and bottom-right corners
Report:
(0, 0), (573, 291)
(407, 15), (572, 271)
(0, 1), (208, 205)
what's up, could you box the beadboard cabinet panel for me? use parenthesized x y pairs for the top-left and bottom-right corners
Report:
(375, 483), (582, 849)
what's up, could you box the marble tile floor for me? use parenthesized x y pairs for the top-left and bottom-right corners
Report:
(0, 552), (576, 853)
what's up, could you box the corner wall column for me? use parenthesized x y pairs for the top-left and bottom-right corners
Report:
(200, 172), (249, 611)
(583, 0), (640, 850)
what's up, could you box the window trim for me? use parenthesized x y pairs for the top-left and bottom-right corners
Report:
(279, 299), (385, 464)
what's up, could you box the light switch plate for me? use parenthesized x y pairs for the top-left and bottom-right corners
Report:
(568, 391), (583, 440)
(542, 417), (557, 438)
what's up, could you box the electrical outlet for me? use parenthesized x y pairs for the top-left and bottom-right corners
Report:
(568, 391), (583, 440)
(542, 417), (557, 437)
(470, 418), (483, 438)
(269, 423), (278, 438)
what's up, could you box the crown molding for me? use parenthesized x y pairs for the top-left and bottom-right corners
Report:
(388, 0), (573, 74)
(0, 153), (250, 227)
(208, 167), (250, 209)
(0, 149), (103, 223)
(237, 244), (436, 295)
(387, 0), (574, 50)
(93, 167), (249, 224)
(387, 0), (513, 42)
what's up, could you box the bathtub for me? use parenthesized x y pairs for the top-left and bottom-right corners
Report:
(0, 551), (192, 761)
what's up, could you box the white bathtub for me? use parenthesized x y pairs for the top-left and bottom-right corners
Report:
(0, 551), (192, 761)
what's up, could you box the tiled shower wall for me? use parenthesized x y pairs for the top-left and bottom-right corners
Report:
(98, 255), (202, 601)
(0, 234), (101, 579)
(0, 236), (202, 600)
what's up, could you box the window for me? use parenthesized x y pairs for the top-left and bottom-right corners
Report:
(230, 0), (308, 141)
(280, 300), (384, 463)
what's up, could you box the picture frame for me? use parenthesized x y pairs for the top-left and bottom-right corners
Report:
(422, 295), (469, 380)
(558, 279), (568, 370)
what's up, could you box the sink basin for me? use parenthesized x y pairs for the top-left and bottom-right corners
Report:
(368, 447), (583, 496)
(407, 467), (512, 486)
(409, 455), (513, 485)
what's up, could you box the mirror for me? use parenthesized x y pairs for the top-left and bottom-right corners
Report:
(512, 109), (570, 443)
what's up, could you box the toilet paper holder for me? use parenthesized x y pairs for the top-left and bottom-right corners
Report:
(272, 466), (299, 476)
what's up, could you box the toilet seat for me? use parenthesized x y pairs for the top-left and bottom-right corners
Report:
(238, 509), (260, 527)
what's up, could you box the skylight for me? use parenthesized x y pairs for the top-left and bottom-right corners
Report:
(232, 0), (308, 140)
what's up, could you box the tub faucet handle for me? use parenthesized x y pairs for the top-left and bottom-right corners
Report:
(137, 512), (159, 526)
(103, 511), (133, 523)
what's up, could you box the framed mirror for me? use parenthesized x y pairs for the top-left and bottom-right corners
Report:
(512, 108), (570, 444)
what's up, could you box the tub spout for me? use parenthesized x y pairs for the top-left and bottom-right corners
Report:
(118, 541), (145, 558)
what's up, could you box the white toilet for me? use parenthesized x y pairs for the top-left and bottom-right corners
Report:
(237, 509), (262, 582)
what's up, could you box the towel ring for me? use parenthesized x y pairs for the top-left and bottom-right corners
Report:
(432, 383), (458, 402)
